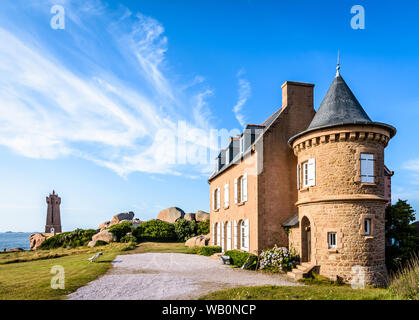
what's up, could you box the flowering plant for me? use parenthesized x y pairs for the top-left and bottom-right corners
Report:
(259, 245), (299, 272)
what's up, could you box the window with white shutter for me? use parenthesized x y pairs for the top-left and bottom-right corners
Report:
(242, 173), (248, 202)
(297, 163), (301, 190)
(224, 184), (229, 208)
(216, 188), (221, 209)
(307, 158), (316, 186)
(234, 178), (238, 204)
(303, 161), (309, 188)
(212, 189), (216, 210)
(227, 221), (232, 251)
(221, 222), (225, 252)
(360, 153), (375, 183)
(212, 223), (215, 245)
(217, 223), (221, 246)
(233, 220), (238, 249)
(244, 219), (250, 251)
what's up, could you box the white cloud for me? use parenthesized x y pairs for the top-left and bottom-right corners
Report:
(0, 3), (220, 177)
(232, 69), (251, 127)
(403, 159), (419, 172)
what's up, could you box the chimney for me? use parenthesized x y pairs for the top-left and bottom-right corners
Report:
(281, 81), (314, 111)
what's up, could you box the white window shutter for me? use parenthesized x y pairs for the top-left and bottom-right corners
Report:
(234, 178), (238, 204)
(233, 220), (238, 249)
(297, 164), (301, 190)
(217, 223), (221, 246)
(245, 219), (250, 251)
(212, 223), (215, 245)
(224, 184), (229, 208)
(308, 158), (316, 186)
(221, 223), (225, 252)
(227, 221), (232, 251)
(361, 153), (374, 183)
(243, 173), (248, 202)
(217, 188), (221, 209)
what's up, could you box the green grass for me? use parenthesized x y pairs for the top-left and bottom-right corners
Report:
(0, 242), (191, 300)
(200, 284), (392, 300)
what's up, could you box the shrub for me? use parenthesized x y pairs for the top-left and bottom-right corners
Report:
(197, 221), (210, 235)
(259, 245), (299, 272)
(40, 228), (97, 250)
(120, 234), (137, 243)
(200, 246), (222, 256)
(224, 250), (258, 270)
(133, 219), (177, 242)
(389, 253), (419, 299)
(108, 221), (133, 242)
(94, 240), (108, 247)
(174, 219), (198, 241)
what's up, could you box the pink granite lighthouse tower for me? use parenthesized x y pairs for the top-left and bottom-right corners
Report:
(45, 190), (62, 234)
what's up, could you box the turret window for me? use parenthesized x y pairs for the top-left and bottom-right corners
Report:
(328, 232), (337, 249)
(360, 153), (375, 183)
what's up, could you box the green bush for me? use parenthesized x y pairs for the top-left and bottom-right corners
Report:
(120, 234), (137, 243)
(40, 228), (97, 250)
(197, 221), (210, 235)
(133, 219), (177, 242)
(200, 246), (222, 256)
(94, 240), (108, 247)
(174, 219), (198, 241)
(108, 221), (133, 242)
(224, 250), (258, 270)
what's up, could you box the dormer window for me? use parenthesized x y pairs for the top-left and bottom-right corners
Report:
(240, 136), (244, 153)
(226, 148), (230, 164)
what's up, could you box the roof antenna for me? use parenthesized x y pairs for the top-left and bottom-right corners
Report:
(336, 50), (341, 77)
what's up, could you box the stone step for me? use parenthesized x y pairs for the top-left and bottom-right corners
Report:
(286, 269), (305, 280)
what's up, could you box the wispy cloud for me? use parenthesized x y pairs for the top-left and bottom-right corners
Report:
(232, 69), (251, 127)
(403, 159), (419, 172)
(0, 0), (218, 177)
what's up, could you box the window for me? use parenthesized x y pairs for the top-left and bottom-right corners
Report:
(240, 136), (244, 153)
(241, 220), (246, 249)
(235, 174), (248, 203)
(360, 153), (375, 183)
(302, 158), (316, 187)
(297, 164), (301, 190)
(365, 219), (371, 235)
(224, 184), (229, 208)
(213, 188), (221, 210)
(240, 219), (249, 251)
(328, 232), (337, 249)
(226, 149), (230, 164)
(226, 221), (232, 251)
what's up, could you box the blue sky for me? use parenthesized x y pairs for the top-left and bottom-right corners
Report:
(0, 0), (418, 232)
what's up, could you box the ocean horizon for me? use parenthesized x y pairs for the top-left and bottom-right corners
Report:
(0, 232), (40, 251)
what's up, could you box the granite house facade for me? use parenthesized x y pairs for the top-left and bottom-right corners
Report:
(208, 65), (396, 285)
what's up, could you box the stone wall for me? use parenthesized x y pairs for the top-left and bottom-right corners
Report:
(291, 125), (392, 286)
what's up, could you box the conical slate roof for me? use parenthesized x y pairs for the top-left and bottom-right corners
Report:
(288, 72), (396, 144)
(307, 74), (372, 130)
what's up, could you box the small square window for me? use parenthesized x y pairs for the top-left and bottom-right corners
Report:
(328, 232), (337, 249)
(365, 219), (371, 235)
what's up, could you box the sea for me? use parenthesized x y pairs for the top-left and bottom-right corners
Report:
(0, 232), (37, 251)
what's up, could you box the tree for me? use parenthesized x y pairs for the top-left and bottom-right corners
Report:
(385, 199), (419, 272)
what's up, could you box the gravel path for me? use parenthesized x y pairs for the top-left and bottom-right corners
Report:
(68, 253), (301, 300)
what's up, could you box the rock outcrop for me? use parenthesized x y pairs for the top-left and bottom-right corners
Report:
(92, 229), (114, 243)
(157, 207), (185, 223)
(195, 210), (210, 222)
(29, 233), (53, 250)
(110, 211), (135, 226)
(184, 213), (196, 221)
(98, 221), (110, 231)
(185, 234), (211, 247)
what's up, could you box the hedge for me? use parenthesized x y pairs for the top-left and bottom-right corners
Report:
(174, 219), (197, 241)
(224, 250), (258, 270)
(197, 221), (210, 235)
(200, 246), (222, 256)
(132, 219), (177, 242)
(108, 221), (133, 242)
(40, 229), (97, 249)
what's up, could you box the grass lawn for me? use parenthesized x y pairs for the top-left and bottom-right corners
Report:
(0, 242), (189, 300)
(200, 284), (393, 300)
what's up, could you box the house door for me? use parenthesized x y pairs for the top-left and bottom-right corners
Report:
(301, 216), (311, 263)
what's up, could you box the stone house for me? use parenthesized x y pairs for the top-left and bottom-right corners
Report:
(208, 66), (396, 286)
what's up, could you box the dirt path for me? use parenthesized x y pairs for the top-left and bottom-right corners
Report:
(68, 252), (301, 300)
